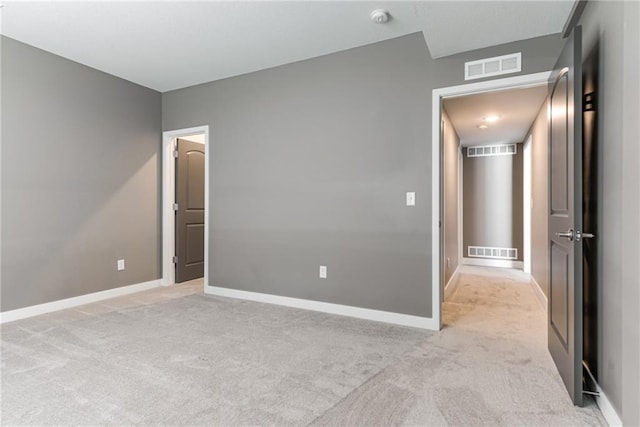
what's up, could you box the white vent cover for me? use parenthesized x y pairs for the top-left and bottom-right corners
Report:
(468, 246), (518, 260)
(465, 53), (522, 80)
(467, 144), (517, 157)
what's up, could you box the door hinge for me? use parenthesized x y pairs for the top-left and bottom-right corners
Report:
(172, 256), (178, 264)
(173, 203), (179, 211)
(173, 149), (179, 158)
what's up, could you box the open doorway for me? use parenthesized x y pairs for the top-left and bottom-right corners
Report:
(431, 72), (552, 328)
(442, 83), (549, 274)
(440, 83), (549, 305)
(434, 38), (601, 406)
(162, 126), (210, 288)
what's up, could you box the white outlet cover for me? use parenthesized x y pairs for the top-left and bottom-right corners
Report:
(117, 259), (125, 271)
(319, 265), (327, 279)
(406, 192), (416, 206)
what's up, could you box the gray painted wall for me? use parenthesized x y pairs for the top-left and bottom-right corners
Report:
(620, 1), (640, 423)
(1, 37), (162, 311)
(163, 32), (562, 317)
(579, 1), (640, 424)
(442, 110), (459, 285)
(528, 102), (549, 295)
(165, 33), (433, 316)
(0, 35), (4, 307)
(462, 147), (524, 261)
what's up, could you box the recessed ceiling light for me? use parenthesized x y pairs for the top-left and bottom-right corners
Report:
(483, 115), (501, 123)
(370, 9), (391, 24)
(478, 124), (489, 129)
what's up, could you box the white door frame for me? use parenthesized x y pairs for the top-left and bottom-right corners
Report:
(432, 71), (550, 329)
(162, 125), (210, 287)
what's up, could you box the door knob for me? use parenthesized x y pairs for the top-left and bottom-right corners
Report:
(556, 229), (574, 241)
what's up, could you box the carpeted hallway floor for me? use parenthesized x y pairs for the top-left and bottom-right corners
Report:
(1, 267), (606, 426)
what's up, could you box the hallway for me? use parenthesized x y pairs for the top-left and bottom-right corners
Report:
(315, 266), (606, 425)
(436, 266), (606, 424)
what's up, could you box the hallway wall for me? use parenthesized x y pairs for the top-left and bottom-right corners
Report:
(527, 102), (549, 296)
(442, 110), (459, 285)
(462, 146), (524, 261)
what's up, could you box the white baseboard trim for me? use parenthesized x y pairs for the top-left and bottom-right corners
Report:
(529, 275), (548, 312)
(0, 279), (162, 324)
(444, 267), (460, 301)
(462, 257), (524, 269)
(205, 285), (438, 330)
(584, 363), (623, 427)
(595, 385), (623, 427)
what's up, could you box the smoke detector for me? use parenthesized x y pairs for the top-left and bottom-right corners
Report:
(370, 9), (391, 24)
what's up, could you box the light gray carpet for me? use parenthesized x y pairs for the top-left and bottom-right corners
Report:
(313, 267), (605, 426)
(1, 269), (607, 426)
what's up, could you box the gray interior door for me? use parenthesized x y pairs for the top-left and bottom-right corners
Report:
(175, 138), (205, 283)
(547, 26), (583, 406)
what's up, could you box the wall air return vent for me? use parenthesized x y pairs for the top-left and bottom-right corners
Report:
(468, 246), (518, 260)
(467, 144), (517, 158)
(464, 52), (522, 80)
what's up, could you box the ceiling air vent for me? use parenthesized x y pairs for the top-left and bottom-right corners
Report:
(464, 53), (522, 80)
(467, 144), (517, 158)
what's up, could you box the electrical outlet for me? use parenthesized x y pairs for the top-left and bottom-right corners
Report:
(117, 259), (125, 271)
(319, 265), (327, 279)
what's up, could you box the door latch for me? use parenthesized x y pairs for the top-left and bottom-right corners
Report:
(575, 230), (595, 242)
(556, 229), (596, 242)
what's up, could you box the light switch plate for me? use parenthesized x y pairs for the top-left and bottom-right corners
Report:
(117, 259), (125, 271)
(406, 192), (416, 206)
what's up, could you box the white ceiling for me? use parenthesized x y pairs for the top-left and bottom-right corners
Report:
(0, 1), (575, 92)
(443, 84), (548, 146)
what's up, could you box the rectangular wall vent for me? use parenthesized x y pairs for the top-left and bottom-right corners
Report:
(467, 144), (517, 158)
(464, 52), (522, 80)
(468, 246), (518, 260)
